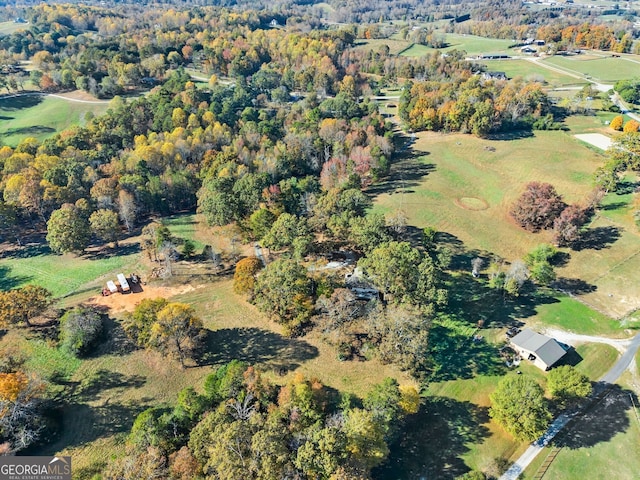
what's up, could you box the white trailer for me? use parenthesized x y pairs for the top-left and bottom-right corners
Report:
(106, 280), (118, 294)
(117, 273), (130, 292)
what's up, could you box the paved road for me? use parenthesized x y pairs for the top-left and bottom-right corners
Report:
(500, 330), (640, 480)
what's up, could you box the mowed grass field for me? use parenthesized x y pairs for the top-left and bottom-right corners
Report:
(0, 242), (141, 298)
(0, 21), (30, 36)
(371, 130), (640, 320)
(542, 55), (640, 83)
(400, 33), (515, 56)
(0, 94), (108, 146)
(353, 38), (411, 56)
(478, 59), (586, 86)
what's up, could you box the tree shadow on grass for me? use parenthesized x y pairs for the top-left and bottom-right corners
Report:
(573, 226), (620, 251)
(0, 264), (31, 290)
(366, 153), (435, 197)
(373, 397), (491, 480)
(554, 385), (636, 450)
(0, 242), (50, 259)
(553, 277), (597, 294)
(82, 242), (141, 260)
(0, 94), (44, 109)
(4, 125), (55, 136)
(445, 273), (559, 329)
(428, 322), (507, 382)
(198, 327), (319, 372)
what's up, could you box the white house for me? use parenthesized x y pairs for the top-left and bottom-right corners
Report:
(509, 329), (567, 370)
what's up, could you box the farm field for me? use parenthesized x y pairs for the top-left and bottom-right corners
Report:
(0, 20), (30, 36)
(400, 33), (515, 56)
(0, 94), (108, 146)
(542, 55), (640, 83)
(477, 59), (585, 86)
(19, 277), (412, 478)
(353, 38), (411, 55)
(370, 130), (640, 321)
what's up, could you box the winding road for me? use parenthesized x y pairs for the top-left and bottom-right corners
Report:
(500, 329), (640, 480)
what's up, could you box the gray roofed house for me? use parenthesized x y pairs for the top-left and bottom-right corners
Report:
(509, 329), (567, 370)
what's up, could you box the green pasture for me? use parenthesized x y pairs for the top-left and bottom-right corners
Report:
(542, 55), (640, 83)
(371, 129), (640, 320)
(0, 94), (108, 147)
(478, 59), (585, 86)
(0, 242), (140, 298)
(353, 38), (411, 56)
(400, 33), (515, 56)
(162, 214), (208, 251)
(527, 294), (631, 338)
(0, 21), (30, 36)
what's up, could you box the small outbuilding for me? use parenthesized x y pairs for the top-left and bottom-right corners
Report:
(509, 328), (567, 371)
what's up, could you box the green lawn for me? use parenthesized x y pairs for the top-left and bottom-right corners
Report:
(478, 59), (585, 86)
(0, 21), (30, 36)
(527, 294), (630, 338)
(371, 129), (640, 320)
(0, 94), (108, 147)
(0, 242), (141, 298)
(162, 213), (208, 251)
(573, 343), (619, 380)
(542, 55), (640, 83)
(400, 34), (515, 56)
(353, 38), (411, 56)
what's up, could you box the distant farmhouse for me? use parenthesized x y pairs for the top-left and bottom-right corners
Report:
(482, 71), (507, 81)
(509, 329), (567, 370)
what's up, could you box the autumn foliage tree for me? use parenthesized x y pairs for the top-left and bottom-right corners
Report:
(510, 182), (566, 232)
(0, 371), (45, 452)
(233, 256), (262, 295)
(553, 204), (587, 247)
(0, 285), (53, 328)
(623, 119), (640, 133)
(610, 115), (624, 131)
(149, 303), (206, 368)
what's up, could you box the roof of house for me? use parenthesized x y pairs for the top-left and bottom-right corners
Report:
(510, 329), (566, 367)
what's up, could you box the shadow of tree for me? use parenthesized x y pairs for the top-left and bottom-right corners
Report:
(0, 264), (31, 290)
(574, 226), (620, 251)
(82, 242), (141, 260)
(554, 385), (636, 450)
(553, 277), (597, 294)
(199, 327), (319, 371)
(5, 125), (56, 136)
(445, 273), (559, 329)
(428, 322), (506, 382)
(0, 94), (44, 109)
(373, 397), (491, 480)
(366, 153), (435, 197)
(0, 242), (50, 260)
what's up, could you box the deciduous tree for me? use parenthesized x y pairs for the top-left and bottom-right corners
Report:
(149, 303), (206, 368)
(510, 182), (566, 232)
(46, 203), (91, 253)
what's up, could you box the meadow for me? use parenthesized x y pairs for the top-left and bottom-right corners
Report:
(400, 33), (515, 56)
(478, 59), (586, 86)
(370, 128), (640, 321)
(0, 20), (30, 36)
(0, 94), (108, 146)
(542, 55), (640, 84)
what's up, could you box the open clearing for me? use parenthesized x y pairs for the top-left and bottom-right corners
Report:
(0, 94), (108, 146)
(542, 55), (640, 83)
(371, 130), (640, 320)
(400, 34), (515, 56)
(478, 59), (585, 86)
(0, 21), (30, 36)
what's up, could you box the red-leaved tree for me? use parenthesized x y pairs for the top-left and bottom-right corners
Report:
(510, 182), (566, 232)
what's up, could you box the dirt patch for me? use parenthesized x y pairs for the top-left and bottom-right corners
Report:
(575, 133), (613, 151)
(87, 283), (204, 313)
(455, 197), (489, 211)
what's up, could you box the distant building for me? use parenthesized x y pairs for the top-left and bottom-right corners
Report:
(269, 19), (280, 28)
(521, 46), (537, 54)
(482, 71), (507, 81)
(509, 329), (567, 370)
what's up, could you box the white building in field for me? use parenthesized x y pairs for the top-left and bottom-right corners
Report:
(510, 329), (567, 370)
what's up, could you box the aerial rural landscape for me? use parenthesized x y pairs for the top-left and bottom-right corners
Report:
(0, 0), (639, 479)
